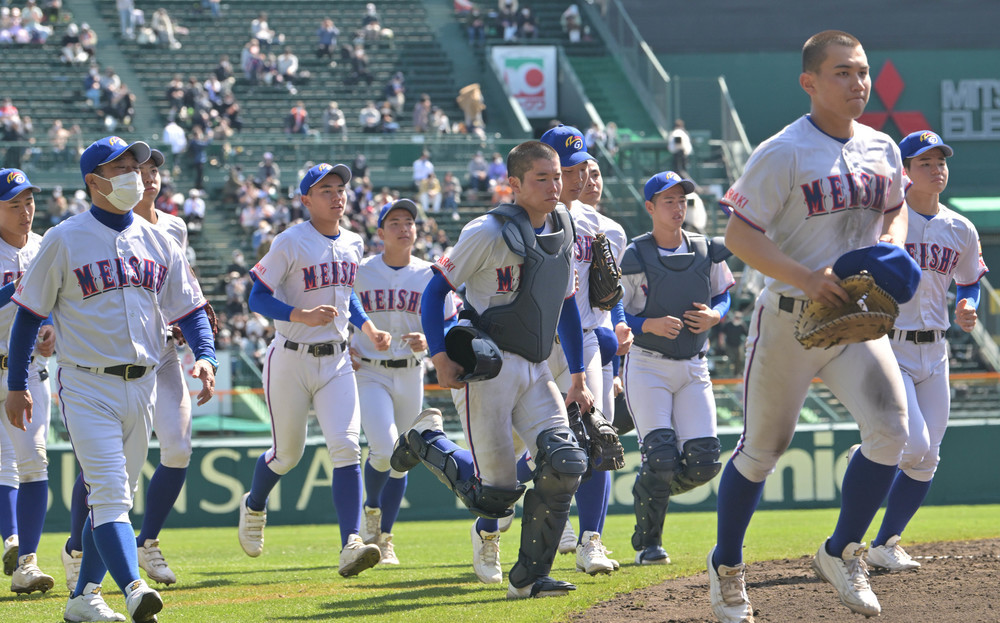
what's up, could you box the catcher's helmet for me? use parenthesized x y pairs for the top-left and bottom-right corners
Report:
(445, 325), (503, 382)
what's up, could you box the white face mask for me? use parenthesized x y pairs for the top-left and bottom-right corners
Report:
(94, 171), (143, 212)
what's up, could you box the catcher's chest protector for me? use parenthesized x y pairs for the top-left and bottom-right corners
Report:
(479, 203), (575, 363)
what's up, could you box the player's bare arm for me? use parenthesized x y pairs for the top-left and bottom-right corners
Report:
(430, 351), (465, 389)
(879, 204), (908, 246)
(683, 302), (722, 334)
(4, 389), (32, 431)
(362, 321), (392, 351)
(642, 315), (684, 339)
(566, 372), (594, 413)
(290, 304), (338, 326)
(614, 322), (633, 355)
(36, 324), (55, 357)
(402, 332), (427, 353)
(725, 215), (849, 307)
(190, 359), (216, 406)
(956, 298), (978, 332)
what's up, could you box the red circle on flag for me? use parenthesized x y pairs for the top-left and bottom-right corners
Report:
(525, 68), (544, 89)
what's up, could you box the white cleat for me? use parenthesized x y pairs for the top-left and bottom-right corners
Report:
(137, 539), (177, 585)
(238, 492), (267, 557)
(338, 534), (381, 577)
(575, 531), (615, 575)
(411, 408), (444, 434)
(361, 506), (382, 545)
(62, 545), (83, 592)
(470, 521), (502, 584)
(557, 520), (577, 555)
(377, 532), (399, 565)
(64, 583), (127, 622)
(812, 540), (881, 618)
(2, 535), (17, 576)
(125, 578), (163, 623)
(707, 546), (755, 623)
(11, 553), (54, 594)
(867, 535), (921, 573)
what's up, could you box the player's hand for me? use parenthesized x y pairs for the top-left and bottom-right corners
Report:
(402, 332), (427, 353)
(642, 315), (684, 339)
(614, 322), (633, 356)
(612, 375), (624, 397)
(5, 390), (32, 431)
(191, 359), (216, 406)
(431, 351), (466, 389)
(566, 372), (594, 414)
(683, 302), (722, 334)
(293, 305), (338, 327)
(36, 325), (56, 357)
(801, 266), (849, 308)
(956, 298), (978, 332)
(348, 346), (362, 371)
(369, 329), (392, 351)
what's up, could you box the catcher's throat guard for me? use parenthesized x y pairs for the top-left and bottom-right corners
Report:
(794, 271), (899, 350)
(444, 324), (503, 382)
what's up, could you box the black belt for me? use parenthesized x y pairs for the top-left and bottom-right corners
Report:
(283, 339), (345, 357)
(0, 355), (34, 370)
(77, 364), (150, 380)
(889, 329), (944, 344)
(777, 295), (806, 313)
(636, 347), (706, 360)
(360, 357), (420, 369)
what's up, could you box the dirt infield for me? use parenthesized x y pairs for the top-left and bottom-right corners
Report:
(572, 539), (1000, 623)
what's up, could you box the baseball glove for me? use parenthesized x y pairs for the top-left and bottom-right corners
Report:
(589, 232), (623, 311)
(583, 407), (625, 471)
(794, 272), (899, 350)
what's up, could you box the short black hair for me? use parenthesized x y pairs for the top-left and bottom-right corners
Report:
(506, 141), (558, 182)
(802, 30), (862, 73)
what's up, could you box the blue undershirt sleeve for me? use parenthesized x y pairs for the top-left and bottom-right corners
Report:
(422, 272), (453, 357)
(557, 297), (585, 374)
(956, 283), (981, 309)
(7, 307), (44, 391)
(249, 278), (294, 322)
(712, 291), (732, 320)
(610, 300), (625, 327)
(624, 311), (645, 336)
(0, 282), (15, 308)
(348, 291), (370, 329)
(176, 307), (216, 363)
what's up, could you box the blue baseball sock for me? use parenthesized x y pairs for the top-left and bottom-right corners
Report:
(137, 465), (187, 544)
(874, 472), (933, 547)
(827, 450), (897, 556)
(74, 517), (108, 597)
(15, 480), (47, 556)
(0, 484), (16, 539)
(247, 454), (281, 512)
(332, 465), (362, 547)
(598, 472), (611, 534)
(576, 471), (610, 538)
(363, 459), (390, 509)
(66, 473), (88, 553)
(713, 461), (765, 568)
(516, 453), (533, 483)
(93, 521), (141, 595)
(420, 430), (475, 482)
(379, 475), (407, 533)
(476, 517), (499, 533)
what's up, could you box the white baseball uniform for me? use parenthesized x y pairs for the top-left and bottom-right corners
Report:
(12, 211), (205, 526)
(620, 238), (734, 444)
(0, 232), (51, 488)
(435, 213), (575, 489)
(720, 116), (909, 480)
(890, 203), (987, 480)
(352, 254), (457, 473)
(251, 221), (364, 473)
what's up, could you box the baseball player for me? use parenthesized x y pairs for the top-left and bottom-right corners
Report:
(862, 131), (987, 572)
(0, 168), (55, 595)
(5, 136), (216, 623)
(709, 31), (910, 622)
(62, 147), (198, 591)
(352, 198), (458, 565)
(620, 171), (734, 566)
(238, 163), (389, 578)
(396, 140), (594, 598)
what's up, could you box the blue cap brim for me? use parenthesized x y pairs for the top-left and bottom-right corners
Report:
(378, 199), (419, 228)
(0, 182), (40, 201)
(905, 143), (954, 159)
(560, 151), (596, 168)
(646, 179), (695, 201)
(300, 163), (352, 196)
(101, 142), (152, 169)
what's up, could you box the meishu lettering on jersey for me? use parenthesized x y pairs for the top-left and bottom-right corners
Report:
(2, 270), (23, 285)
(73, 257), (168, 298)
(905, 242), (961, 276)
(801, 172), (890, 216)
(301, 260), (358, 290)
(495, 263), (524, 293)
(357, 288), (421, 313)
(574, 234), (594, 262)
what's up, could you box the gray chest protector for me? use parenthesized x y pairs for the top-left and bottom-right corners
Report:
(620, 232), (731, 359)
(476, 203), (575, 363)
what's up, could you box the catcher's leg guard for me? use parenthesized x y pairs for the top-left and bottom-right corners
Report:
(670, 436), (722, 495)
(509, 427), (587, 589)
(389, 432), (420, 472)
(632, 428), (680, 551)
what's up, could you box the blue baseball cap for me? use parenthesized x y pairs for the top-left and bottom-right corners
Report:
(377, 198), (418, 228)
(0, 168), (40, 201)
(79, 136), (152, 182)
(299, 162), (352, 196)
(833, 242), (921, 304)
(540, 124), (595, 167)
(899, 130), (953, 160)
(644, 171), (695, 202)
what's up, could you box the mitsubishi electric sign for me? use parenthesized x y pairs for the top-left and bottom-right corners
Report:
(941, 79), (1000, 141)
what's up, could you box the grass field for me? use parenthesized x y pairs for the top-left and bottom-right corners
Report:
(4, 505), (998, 622)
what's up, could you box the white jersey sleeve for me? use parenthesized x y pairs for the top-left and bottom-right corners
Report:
(154, 209), (189, 250)
(0, 233), (45, 365)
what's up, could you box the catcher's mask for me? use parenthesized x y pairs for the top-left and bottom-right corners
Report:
(445, 325), (503, 382)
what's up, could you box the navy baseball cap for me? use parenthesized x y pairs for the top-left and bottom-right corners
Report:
(149, 148), (165, 167)
(833, 242), (921, 304)
(540, 124), (595, 167)
(644, 171), (695, 202)
(0, 168), (40, 201)
(377, 198), (418, 228)
(79, 136), (152, 182)
(299, 162), (352, 196)
(899, 131), (953, 160)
